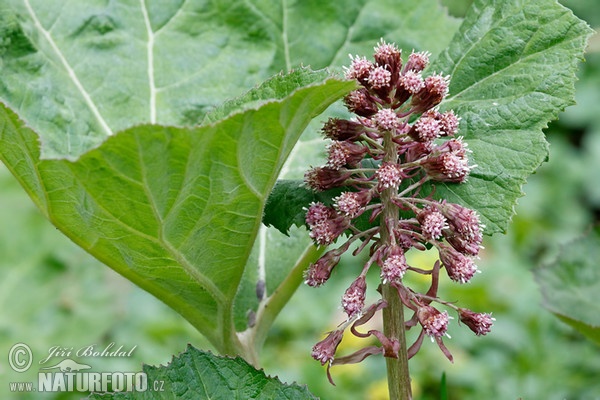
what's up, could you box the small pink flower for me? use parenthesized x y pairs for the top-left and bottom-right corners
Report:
(438, 110), (460, 136)
(334, 190), (371, 218)
(418, 208), (448, 241)
(342, 276), (367, 317)
(312, 329), (344, 365)
(326, 141), (367, 170)
(412, 114), (442, 142)
(404, 50), (430, 73)
(380, 246), (408, 283)
(305, 202), (335, 226)
(375, 162), (403, 191)
(417, 305), (450, 338)
(398, 70), (425, 94)
(367, 66), (392, 90)
(439, 245), (478, 283)
(345, 55), (373, 82)
(309, 215), (350, 246)
(459, 309), (495, 336)
(373, 108), (400, 131)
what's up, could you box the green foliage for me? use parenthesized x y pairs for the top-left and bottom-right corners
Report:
(430, 0), (593, 234)
(89, 345), (317, 400)
(535, 227), (600, 345)
(0, 73), (354, 355)
(0, 0), (595, 398)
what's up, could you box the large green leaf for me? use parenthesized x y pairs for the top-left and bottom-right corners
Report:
(0, 0), (460, 357)
(534, 227), (600, 345)
(89, 345), (317, 400)
(430, 0), (593, 234)
(0, 71), (354, 354)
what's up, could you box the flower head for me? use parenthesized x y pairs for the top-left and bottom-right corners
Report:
(342, 275), (367, 317)
(375, 162), (403, 191)
(380, 246), (408, 283)
(439, 245), (478, 283)
(418, 305), (450, 338)
(312, 329), (344, 365)
(459, 309), (495, 336)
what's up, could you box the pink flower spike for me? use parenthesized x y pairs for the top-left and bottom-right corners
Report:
(367, 66), (392, 90)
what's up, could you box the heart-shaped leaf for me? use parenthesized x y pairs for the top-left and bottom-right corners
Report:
(0, 70), (355, 354)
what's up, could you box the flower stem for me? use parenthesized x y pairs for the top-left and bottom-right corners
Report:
(380, 130), (412, 400)
(382, 283), (412, 399)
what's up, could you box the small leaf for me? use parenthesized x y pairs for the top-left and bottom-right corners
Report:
(89, 345), (317, 400)
(534, 227), (600, 345)
(430, 0), (593, 234)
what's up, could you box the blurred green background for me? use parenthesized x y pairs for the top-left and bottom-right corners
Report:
(1, 1), (599, 399)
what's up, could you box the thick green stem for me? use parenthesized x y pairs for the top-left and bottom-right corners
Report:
(382, 283), (412, 400)
(380, 130), (412, 400)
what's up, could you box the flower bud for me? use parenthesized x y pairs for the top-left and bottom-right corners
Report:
(345, 55), (373, 83)
(304, 248), (344, 287)
(326, 141), (368, 170)
(344, 88), (378, 117)
(412, 73), (450, 112)
(322, 118), (365, 141)
(440, 203), (484, 256)
(403, 50), (430, 73)
(374, 40), (402, 78)
(305, 201), (335, 226)
(439, 245), (478, 283)
(420, 138), (472, 182)
(305, 166), (352, 191)
(309, 214), (350, 246)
